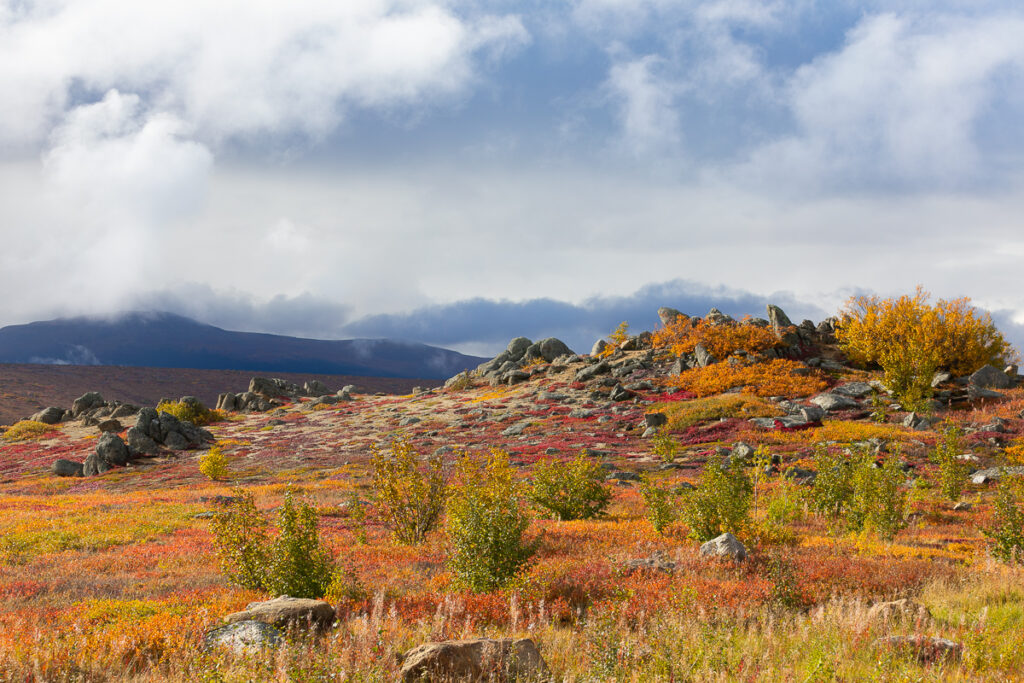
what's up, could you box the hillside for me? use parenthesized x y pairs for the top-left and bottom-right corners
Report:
(0, 364), (435, 426)
(0, 303), (1023, 680)
(0, 312), (487, 379)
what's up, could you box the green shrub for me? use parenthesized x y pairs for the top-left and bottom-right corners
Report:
(2, 420), (58, 442)
(679, 457), (752, 542)
(848, 452), (909, 540)
(198, 445), (229, 481)
(984, 477), (1024, 564)
(931, 425), (970, 503)
(650, 431), (679, 462)
(156, 398), (220, 426)
(527, 454), (612, 521)
(210, 489), (334, 599)
(766, 479), (806, 527)
(639, 476), (677, 535)
(809, 447), (854, 522)
(370, 438), (448, 545)
(446, 450), (536, 592)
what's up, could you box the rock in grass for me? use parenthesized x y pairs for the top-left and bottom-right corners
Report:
(810, 392), (860, 412)
(866, 599), (930, 623)
(31, 407), (65, 424)
(222, 596), (335, 632)
(51, 459), (83, 477)
(969, 364), (1013, 389)
(96, 432), (130, 466)
(699, 533), (747, 562)
(203, 620), (282, 654)
(875, 635), (963, 663)
(399, 638), (549, 683)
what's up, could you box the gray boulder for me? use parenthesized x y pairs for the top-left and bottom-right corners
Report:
(249, 377), (302, 401)
(399, 638), (549, 683)
(699, 532), (747, 561)
(970, 365), (1013, 389)
(538, 338), (572, 362)
(97, 419), (122, 433)
(51, 459), (83, 477)
(575, 360), (611, 382)
(875, 635), (963, 664)
(658, 307), (685, 327)
(71, 392), (105, 418)
(810, 393), (860, 412)
(203, 620), (282, 655)
(971, 466), (1024, 485)
(766, 304), (793, 332)
(506, 337), (532, 362)
(126, 427), (160, 455)
(832, 382), (874, 398)
(591, 339), (610, 357)
(96, 433), (130, 466)
(82, 452), (111, 476)
(303, 380), (331, 397)
(222, 596), (335, 632)
(31, 407), (65, 424)
(693, 343), (717, 367)
(705, 308), (733, 325)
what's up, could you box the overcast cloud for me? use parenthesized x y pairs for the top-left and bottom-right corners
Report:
(2, 0), (1024, 355)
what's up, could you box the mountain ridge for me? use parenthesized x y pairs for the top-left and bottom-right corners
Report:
(0, 312), (487, 379)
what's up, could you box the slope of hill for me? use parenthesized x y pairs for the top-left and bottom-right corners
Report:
(1, 305), (1023, 680)
(0, 364), (434, 426)
(0, 312), (487, 379)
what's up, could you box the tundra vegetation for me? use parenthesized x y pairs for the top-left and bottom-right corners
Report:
(0, 291), (1023, 680)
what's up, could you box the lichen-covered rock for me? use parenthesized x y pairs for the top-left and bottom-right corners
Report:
(203, 620), (282, 654)
(222, 596), (335, 632)
(95, 432), (130, 466)
(875, 635), (962, 663)
(399, 638), (549, 683)
(51, 459), (83, 477)
(31, 407), (65, 424)
(71, 392), (105, 418)
(699, 533), (747, 561)
(969, 364), (1013, 389)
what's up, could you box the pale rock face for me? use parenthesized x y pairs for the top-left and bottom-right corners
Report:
(399, 637), (549, 683)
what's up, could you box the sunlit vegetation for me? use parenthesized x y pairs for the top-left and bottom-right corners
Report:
(1, 420), (58, 442)
(671, 358), (828, 398)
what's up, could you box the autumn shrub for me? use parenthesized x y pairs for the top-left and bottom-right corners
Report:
(679, 456), (752, 542)
(836, 288), (1014, 411)
(446, 450), (536, 592)
(654, 394), (781, 430)
(527, 454), (612, 521)
(2, 420), (57, 442)
(931, 425), (970, 502)
(599, 321), (630, 357)
(210, 489), (334, 599)
(639, 476), (677, 535)
(198, 445), (229, 481)
(649, 431), (679, 462)
(984, 477), (1024, 564)
(672, 359), (827, 398)
(765, 480), (805, 527)
(370, 437), (448, 545)
(809, 447), (854, 522)
(848, 452), (909, 540)
(652, 315), (786, 359)
(156, 398), (221, 426)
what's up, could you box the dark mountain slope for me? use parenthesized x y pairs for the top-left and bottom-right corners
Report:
(0, 313), (486, 379)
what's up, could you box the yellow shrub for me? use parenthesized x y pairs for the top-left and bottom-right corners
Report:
(652, 316), (785, 359)
(2, 420), (58, 442)
(836, 287), (1014, 409)
(654, 394), (782, 430)
(600, 321), (630, 357)
(198, 445), (229, 481)
(673, 359), (828, 398)
(156, 399), (222, 426)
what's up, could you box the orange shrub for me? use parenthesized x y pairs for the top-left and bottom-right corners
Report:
(672, 359), (827, 398)
(652, 316), (785, 359)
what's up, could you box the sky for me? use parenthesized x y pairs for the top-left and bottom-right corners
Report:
(2, 0), (1024, 357)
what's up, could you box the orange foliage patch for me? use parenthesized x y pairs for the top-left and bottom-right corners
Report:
(652, 316), (786, 359)
(671, 359), (828, 398)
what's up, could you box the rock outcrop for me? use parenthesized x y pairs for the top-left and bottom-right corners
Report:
(399, 638), (549, 683)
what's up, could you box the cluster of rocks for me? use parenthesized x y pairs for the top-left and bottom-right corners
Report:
(216, 377), (353, 413)
(52, 399), (214, 477)
(31, 391), (139, 428)
(203, 596), (550, 682)
(473, 337), (575, 387)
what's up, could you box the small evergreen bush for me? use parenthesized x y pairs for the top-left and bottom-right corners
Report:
(527, 454), (612, 521)
(370, 438), (448, 545)
(679, 456), (752, 542)
(446, 450), (536, 592)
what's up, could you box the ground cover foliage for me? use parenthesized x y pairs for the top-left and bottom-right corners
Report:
(1, 293), (1024, 680)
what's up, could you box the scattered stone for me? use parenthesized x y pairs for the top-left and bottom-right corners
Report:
(969, 364), (1013, 390)
(203, 620), (283, 654)
(71, 392), (105, 418)
(606, 471), (641, 482)
(95, 432), (130, 466)
(693, 343), (717, 368)
(575, 361), (610, 382)
(31, 407), (65, 424)
(398, 416), (421, 426)
(399, 638), (549, 683)
(97, 419), (122, 433)
(971, 466), (1024, 485)
(902, 412), (933, 431)
(867, 599), (931, 623)
(609, 384), (633, 402)
(658, 307), (685, 327)
(700, 532), (747, 561)
(832, 382), (874, 398)
(222, 596), (335, 632)
(644, 413), (668, 428)
(502, 422), (530, 437)
(784, 467), (817, 485)
(875, 635), (963, 664)
(953, 502), (972, 511)
(51, 459), (83, 477)
(810, 393), (860, 412)
(623, 550), (677, 574)
(82, 452), (111, 476)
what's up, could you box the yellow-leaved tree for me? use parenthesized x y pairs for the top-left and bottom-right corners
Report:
(835, 287), (1014, 411)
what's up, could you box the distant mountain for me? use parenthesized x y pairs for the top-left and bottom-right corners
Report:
(0, 312), (487, 379)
